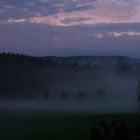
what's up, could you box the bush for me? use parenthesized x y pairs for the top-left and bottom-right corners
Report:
(90, 119), (132, 140)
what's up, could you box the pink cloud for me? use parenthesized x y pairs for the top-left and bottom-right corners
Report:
(7, 18), (27, 23)
(92, 31), (140, 39)
(3, 0), (140, 26)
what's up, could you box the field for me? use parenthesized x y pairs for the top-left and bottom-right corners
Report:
(0, 109), (139, 140)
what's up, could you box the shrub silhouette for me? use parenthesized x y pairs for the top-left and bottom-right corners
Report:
(90, 127), (102, 140)
(90, 119), (132, 140)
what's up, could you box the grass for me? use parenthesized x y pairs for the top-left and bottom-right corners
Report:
(0, 109), (139, 140)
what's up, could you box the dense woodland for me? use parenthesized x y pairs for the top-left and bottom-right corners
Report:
(0, 53), (140, 99)
(0, 53), (56, 98)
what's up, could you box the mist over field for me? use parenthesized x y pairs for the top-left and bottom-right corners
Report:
(1, 1), (140, 140)
(0, 54), (139, 112)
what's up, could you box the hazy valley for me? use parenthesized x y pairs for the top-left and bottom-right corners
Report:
(1, 54), (140, 98)
(0, 53), (139, 112)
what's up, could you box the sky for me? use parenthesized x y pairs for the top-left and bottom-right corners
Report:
(0, 0), (140, 57)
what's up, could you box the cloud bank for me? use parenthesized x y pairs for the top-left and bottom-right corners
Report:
(0, 0), (140, 26)
(0, 0), (140, 57)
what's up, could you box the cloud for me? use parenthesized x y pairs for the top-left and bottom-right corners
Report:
(0, 0), (140, 27)
(0, 0), (139, 26)
(7, 18), (27, 23)
(93, 31), (140, 39)
(0, 23), (140, 57)
(0, 0), (140, 57)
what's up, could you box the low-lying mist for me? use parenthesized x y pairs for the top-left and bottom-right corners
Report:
(0, 54), (140, 112)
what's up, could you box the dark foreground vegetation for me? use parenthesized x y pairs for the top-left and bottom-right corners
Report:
(90, 119), (140, 140)
(0, 110), (140, 140)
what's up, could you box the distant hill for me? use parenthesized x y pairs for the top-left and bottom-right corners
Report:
(0, 53), (140, 99)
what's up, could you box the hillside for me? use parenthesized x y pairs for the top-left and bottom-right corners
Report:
(0, 53), (140, 100)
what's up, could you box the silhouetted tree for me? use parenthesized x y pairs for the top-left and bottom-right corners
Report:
(43, 91), (51, 98)
(78, 91), (86, 99)
(60, 91), (68, 99)
(96, 89), (106, 98)
(116, 64), (132, 74)
(92, 64), (101, 71)
(72, 62), (79, 68)
(26, 92), (34, 99)
(85, 62), (91, 68)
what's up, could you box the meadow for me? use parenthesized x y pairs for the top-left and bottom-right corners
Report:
(0, 109), (139, 140)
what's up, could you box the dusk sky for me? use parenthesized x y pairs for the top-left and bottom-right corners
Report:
(0, 0), (140, 57)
